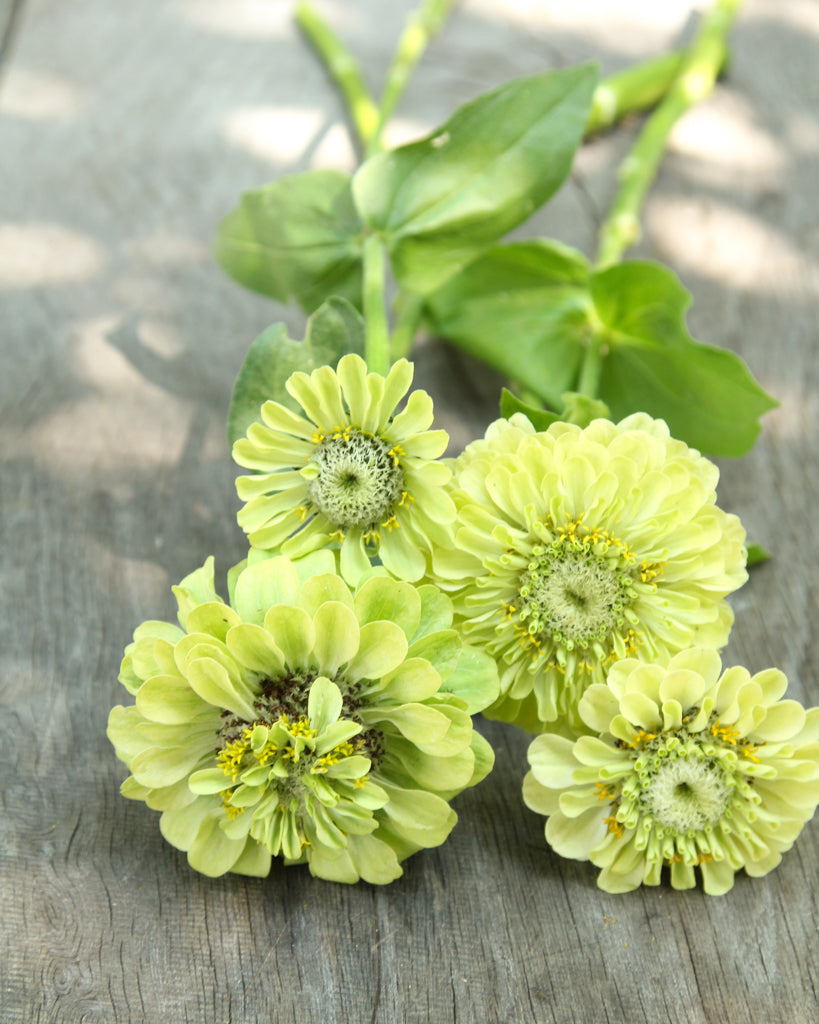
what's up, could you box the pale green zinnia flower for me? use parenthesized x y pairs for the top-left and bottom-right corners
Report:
(430, 414), (747, 731)
(233, 354), (455, 583)
(523, 648), (819, 894)
(107, 551), (497, 883)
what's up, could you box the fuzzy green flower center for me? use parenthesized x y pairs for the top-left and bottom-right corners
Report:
(517, 545), (633, 650)
(308, 428), (405, 533)
(640, 755), (731, 833)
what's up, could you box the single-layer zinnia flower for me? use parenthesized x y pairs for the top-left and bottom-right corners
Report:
(430, 414), (747, 731)
(523, 648), (819, 894)
(108, 551), (497, 883)
(233, 354), (455, 583)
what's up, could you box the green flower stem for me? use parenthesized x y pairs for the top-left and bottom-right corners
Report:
(595, 0), (745, 268)
(368, 0), (461, 156)
(586, 51), (686, 136)
(577, 332), (605, 399)
(363, 234), (391, 374)
(295, 2), (380, 150)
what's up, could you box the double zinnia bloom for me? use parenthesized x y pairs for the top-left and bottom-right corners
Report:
(108, 552), (497, 882)
(429, 413), (748, 731)
(523, 649), (819, 894)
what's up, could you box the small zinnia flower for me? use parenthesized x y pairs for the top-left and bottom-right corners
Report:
(108, 552), (497, 883)
(232, 354), (455, 583)
(523, 648), (819, 894)
(430, 414), (748, 730)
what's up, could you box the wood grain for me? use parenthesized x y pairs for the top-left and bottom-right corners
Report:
(1, 1), (817, 1021)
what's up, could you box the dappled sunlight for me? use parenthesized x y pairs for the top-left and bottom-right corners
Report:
(747, 0), (819, 39)
(129, 233), (210, 267)
(761, 384), (817, 442)
(671, 102), (785, 184)
(0, 68), (87, 121)
(308, 121), (357, 169)
(467, 0), (693, 53)
(175, 0), (292, 38)
(646, 196), (814, 292)
(221, 105), (325, 166)
(382, 115), (439, 149)
(21, 316), (191, 470)
(0, 222), (105, 289)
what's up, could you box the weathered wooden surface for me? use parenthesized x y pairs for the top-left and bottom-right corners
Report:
(1, 0), (818, 1021)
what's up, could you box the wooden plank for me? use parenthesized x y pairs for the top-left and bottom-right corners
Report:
(1, 1), (817, 1021)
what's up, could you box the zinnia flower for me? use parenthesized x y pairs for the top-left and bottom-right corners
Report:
(232, 354), (454, 583)
(107, 551), (497, 883)
(430, 414), (748, 731)
(523, 648), (819, 894)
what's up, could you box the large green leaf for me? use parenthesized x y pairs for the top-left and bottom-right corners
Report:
(352, 65), (598, 295)
(215, 170), (364, 312)
(591, 262), (778, 456)
(227, 298), (365, 447)
(425, 240), (593, 408)
(426, 242), (776, 456)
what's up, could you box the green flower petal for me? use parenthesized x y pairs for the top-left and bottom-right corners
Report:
(172, 557), (219, 629)
(307, 677), (344, 734)
(233, 557), (301, 625)
(298, 572), (355, 617)
(159, 797), (216, 850)
(546, 806), (607, 860)
(187, 816), (248, 877)
(135, 675), (210, 725)
(346, 833), (403, 885)
(224, 623), (285, 675)
(263, 605), (315, 669)
(527, 733), (578, 789)
(378, 782), (457, 849)
(312, 602), (360, 676)
(336, 352), (370, 424)
(354, 576), (421, 640)
(439, 644), (500, 714)
(347, 621), (408, 682)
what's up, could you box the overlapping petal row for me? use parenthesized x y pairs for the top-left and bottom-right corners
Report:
(232, 353), (456, 584)
(523, 648), (819, 894)
(107, 551), (498, 883)
(429, 413), (748, 731)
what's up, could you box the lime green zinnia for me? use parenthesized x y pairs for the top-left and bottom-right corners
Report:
(523, 648), (819, 894)
(430, 413), (748, 731)
(107, 552), (497, 883)
(232, 354), (455, 583)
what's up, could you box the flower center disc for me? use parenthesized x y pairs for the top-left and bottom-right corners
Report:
(518, 549), (630, 649)
(642, 755), (730, 833)
(308, 430), (404, 532)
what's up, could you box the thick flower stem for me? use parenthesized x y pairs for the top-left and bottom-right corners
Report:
(295, 2), (380, 150)
(585, 51), (686, 136)
(577, 333), (605, 400)
(363, 234), (391, 374)
(368, 0), (460, 156)
(595, 0), (745, 269)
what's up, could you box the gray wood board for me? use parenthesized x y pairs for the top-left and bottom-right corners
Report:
(1, 0), (817, 1021)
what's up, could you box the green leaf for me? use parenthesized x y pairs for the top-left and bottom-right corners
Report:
(499, 388), (610, 430)
(227, 298), (365, 447)
(499, 388), (561, 430)
(426, 240), (593, 408)
(590, 262), (778, 456)
(427, 241), (776, 456)
(214, 169), (364, 312)
(352, 65), (598, 294)
(559, 392), (611, 427)
(746, 542), (771, 567)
